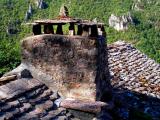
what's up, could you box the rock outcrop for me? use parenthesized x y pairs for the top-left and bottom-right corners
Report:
(59, 5), (69, 18)
(35, 0), (47, 9)
(28, 4), (33, 15)
(25, 4), (33, 21)
(132, 0), (145, 11)
(108, 13), (133, 31)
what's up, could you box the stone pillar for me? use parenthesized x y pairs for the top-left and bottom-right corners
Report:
(69, 23), (75, 36)
(90, 25), (98, 37)
(101, 26), (106, 37)
(77, 24), (83, 35)
(98, 26), (106, 37)
(33, 24), (41, 35)
(56, 24), (63, 35)
(82, 25), (89, 37)
(44, 24), (54, 34)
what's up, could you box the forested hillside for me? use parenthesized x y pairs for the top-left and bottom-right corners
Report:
(0, 0), (160, 76)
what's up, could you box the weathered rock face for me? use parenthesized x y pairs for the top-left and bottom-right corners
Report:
(132, 0), (159, 11)
(21, 34), (111, 102)
(108, 13), (133, 31)
(35, 0), (47, 9)
(25, 4), (33, 21)
(132, 0), (145, 11)
(59, 5), (69, 17)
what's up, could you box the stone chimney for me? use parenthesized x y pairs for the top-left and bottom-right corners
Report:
(22, 5), (112, 105)
(21, 33), (112, 102)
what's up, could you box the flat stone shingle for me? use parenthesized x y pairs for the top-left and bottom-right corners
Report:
(108, 41), (160, 119)
(0, 78), (71, 120)
(0, 78), (43, 100)
(108, 41), (160, 98)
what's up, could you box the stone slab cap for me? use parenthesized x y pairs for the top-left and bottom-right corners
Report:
(34, 19), (80, 25)
(77, 20), (105, 26)
(24, 23), (39, 25)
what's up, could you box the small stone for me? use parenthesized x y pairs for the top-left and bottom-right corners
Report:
(8, 100), (20, 107)
(118, 81), (125, 86)
(134, 83), (141, 88)
(18, 96), (28, 103)
(50, 92), (59, 101)
(142, 91), (148, 94)
(31, 106), (47, 118)
(35, 100), (54, 112)
(20, 103), (32, 113)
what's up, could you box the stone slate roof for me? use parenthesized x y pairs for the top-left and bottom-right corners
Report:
(0, 41), (160, 120)
(108, 41), (160, 99)
(108, 41), (160, 119)
(0, 78), (77, 120)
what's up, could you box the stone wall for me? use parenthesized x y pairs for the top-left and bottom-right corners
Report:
(21, 34), (111, 102)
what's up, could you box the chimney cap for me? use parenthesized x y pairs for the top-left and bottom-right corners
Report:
(34, 19), (79, 25)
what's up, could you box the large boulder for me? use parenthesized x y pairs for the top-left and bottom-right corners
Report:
(108, 13), (133, 31)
